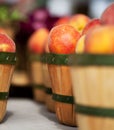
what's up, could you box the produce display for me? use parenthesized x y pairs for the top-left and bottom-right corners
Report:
(69, 3), (114, 130)
(47, 24), (81, 126)
(0, 33), (16, 122)
(28, 28), (49, 103)
(1, 2), (114, 130)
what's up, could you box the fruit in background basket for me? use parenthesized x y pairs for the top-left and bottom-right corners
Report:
(54, 16), (70, 26)
(28, 28), (49, 54)
(101, 3), (114, 25)
(82, 19), (101, 35)
(69, 14), (90, 33)
(48, 24), (80, 54)
(0, 33), (16, 52)
(84, 25), (114, 54)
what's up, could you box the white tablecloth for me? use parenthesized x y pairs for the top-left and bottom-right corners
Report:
(0, 98), (78, 130)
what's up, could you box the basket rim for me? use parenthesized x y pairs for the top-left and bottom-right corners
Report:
(0, 52), (16, 65)
(45, 53), (71, 65)
(75, 103), (114, 118)
(68, 53), (114, 66)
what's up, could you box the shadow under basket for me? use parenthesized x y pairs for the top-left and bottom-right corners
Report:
(47, 53), (76, 126)
(10, 70), (33, 98)
(29, 54), (46, 103)
(69, 53), (114, 130)
(0, 52), (16, 122)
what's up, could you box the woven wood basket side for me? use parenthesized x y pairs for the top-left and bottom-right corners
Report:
(71, 66), (114, 130)
(0, 64), (14, 122)
(48, 64), (76, 126)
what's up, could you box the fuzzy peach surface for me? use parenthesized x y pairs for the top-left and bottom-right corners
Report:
(0, 33), (16, 52)
(101, 3), (114, 25)
(54, 16), (70, 26)
(48, 24), (80, 54)
(28, 28), (49, 54)
(69, 14), (91, 33)
(85, 25), (114, 54)
(76, 35), (85, 53)
(82, 18), (101, 35)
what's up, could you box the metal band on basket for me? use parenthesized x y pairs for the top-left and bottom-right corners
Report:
(29, 54), (41, 61)
(76, 103), (114, 118)
(0, 92), (9, 100)
(40, 53), (48, 63)
(45, 87), (52, 95)
(0, 52), (16, 65)
(33, 84), (46, 90)
(69, 53), (114, 66)
(46, 53), (70, 65)
(53, 93), (74, 104)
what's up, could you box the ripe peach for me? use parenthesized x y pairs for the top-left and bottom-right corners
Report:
(101, 3), (114, 25)
(48, 24), (80, 54)
(0, 33), (16, 52)
(84, 25), (114, 54)
(75, 35), (85, 53)
(82, 19), (101, 35)
(76, 19), (101, 53)
(28, 28), (49, 54)
(69, 14), (91, 33)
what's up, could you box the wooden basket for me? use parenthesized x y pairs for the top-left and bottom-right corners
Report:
(30, 54), (46, 103)
(0, 52), (16, 122)
(42, 63), (55, 112)
(47, 53), (76, 126)
(69, 54), (114, 130)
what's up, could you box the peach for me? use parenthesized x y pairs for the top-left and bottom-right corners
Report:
(101, 3), (114, 25)
(82, 18), (101, 35)
(84, 25), (114, 54)
(0, 33), (16, 52)
(76, 19), (101, 53)
(48, 24), (80, 54)
(69, 14), (91, 33)
(28, 28), (49, 54)
(54, 16), (70, 26)
(75, 35), (85, 53)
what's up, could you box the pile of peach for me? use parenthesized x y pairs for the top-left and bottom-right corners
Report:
(28, 3), (114, 56)
(27, 2), (114, 127)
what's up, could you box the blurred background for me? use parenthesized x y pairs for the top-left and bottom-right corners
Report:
(0, 0), (113, 98)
